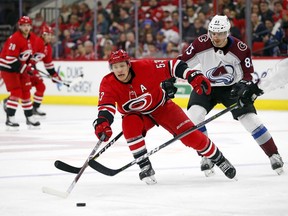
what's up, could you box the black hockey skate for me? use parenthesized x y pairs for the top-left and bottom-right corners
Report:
(6, 115), (20, 128)
(33, 107), (46, 116)
(139, 164), (157, 185)
(216, 157), (236, 179)
(26, 116), (40, 128)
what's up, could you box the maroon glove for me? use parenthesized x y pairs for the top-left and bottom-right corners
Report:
(94, 118), (112, 142)
(187, 70), (211, 95)
(51, 72), (62, 83)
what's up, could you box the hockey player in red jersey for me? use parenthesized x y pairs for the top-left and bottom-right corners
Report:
(177, 15), (284, 175)
(29, 25), (61, 116)
(93, 49), (236, 184)
(0, 16), (40, 128)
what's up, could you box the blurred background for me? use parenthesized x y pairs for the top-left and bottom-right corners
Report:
(1, 0), (288, 60)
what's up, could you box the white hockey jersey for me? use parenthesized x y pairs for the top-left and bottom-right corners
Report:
(178, 34), (254, 87)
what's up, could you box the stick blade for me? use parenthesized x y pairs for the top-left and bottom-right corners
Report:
(54, 160), (81, 174)
(88, 160), (119, 176)
(42, 186), (69, 198)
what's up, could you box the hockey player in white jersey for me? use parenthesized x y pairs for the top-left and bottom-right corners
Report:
(177, 15), (284, 176)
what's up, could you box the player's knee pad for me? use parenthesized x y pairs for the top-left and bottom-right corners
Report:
(238, 113), (263, 133)
(10, 88), (22, 100)
(122, 114), (146, 139)
(187, 105), (208, 135)
(187, 105), (207, 124)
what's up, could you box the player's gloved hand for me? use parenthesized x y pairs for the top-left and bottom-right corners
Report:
(51, 72), (62, 83)
(161, 77), (178, 99)
(20, 63), (35, 75)
(93, 118), (112, 142)
(231, 80), (264, 107)
(187, 70), (211, 95)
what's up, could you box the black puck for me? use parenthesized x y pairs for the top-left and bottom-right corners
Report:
(76, 203), (86, 207)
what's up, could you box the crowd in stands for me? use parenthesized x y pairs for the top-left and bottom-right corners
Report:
(15, 0), (288, 59)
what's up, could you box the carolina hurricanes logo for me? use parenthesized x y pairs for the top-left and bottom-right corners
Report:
(198, 34), (209, 42)
(19, 50), (32, 61)
(122, 92), (153, 112)
(237, 42), (247, 51)
(31, 52), (45, 62)
(206, 63), (235, 84)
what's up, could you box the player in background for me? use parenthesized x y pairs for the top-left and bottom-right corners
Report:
(177, 15), (284, 176)
(93, 49), (237, 185)
(29, 25), (61, 116)
(0, 16), (40, 128)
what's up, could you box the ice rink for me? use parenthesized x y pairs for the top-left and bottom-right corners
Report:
(0, 104), (287, 216)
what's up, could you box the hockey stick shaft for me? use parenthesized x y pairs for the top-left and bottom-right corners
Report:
(88, 103), (239, 176)
(36, 68), (83, 87)
(42, 134), (105, 198)
(54, 131), (123, 174)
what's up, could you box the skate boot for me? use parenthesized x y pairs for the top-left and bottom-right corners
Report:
(139, 164), (157, 185)
(6, 115), (20, 130)
(200, 156), (215, 177)
(269, 154), (284, 175)
(33, 107), (46, 116)
(215, 157), (236, 179)
(26, 115), (41, 128)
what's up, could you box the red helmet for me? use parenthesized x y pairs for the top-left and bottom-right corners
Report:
(108, 49), (130, 65)
(41, 25), (53, 35)
(18, 16), (32, 25)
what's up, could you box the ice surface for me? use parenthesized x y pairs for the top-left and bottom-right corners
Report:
(0, 105), (287, 216)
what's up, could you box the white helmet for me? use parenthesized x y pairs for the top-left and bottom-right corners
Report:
(208, 15), (231, 34)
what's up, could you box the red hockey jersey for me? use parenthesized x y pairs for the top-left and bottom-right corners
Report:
(0, 31), (33, 72)
(98, 59), (189, 120)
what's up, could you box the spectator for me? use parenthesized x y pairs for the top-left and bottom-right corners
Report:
(146, 0), (164, 23)
(116, 32), (127, 50)
(83, 40), (96, 60)
(32, 13), (46, 36)
(60, 4), (71, 23)
(262, 17), (283, 56)
(190, 18), (207, 42)
(251, 12), (267, 42)
(96, 12), (110, 35)
(125, 31), (136, 57)
(79, 21), (94, 43)
(182, 15), (195, 43)
(185, 6), (198, 24)
(155, 30), (168, 55)
(160, 16), (180, 44)
(259, 0), (275, 23)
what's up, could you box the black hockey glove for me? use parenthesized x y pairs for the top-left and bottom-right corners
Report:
(231, 80), (264, 107)
(161, 77), (178, 99)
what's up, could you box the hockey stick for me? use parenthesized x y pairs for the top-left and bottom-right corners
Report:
(54, 131), (123, 174)
(88, 103), (239, 176)
(36, 69), (84, 87)
(42, 134), (106, 198)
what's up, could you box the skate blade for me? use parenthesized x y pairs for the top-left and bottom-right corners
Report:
(142, 176), (157, 185)
(6, 126), (20, 131)
(27, 125), (41, 130)
(203, 168), (215, 177)
(275, 167), (284, 175)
